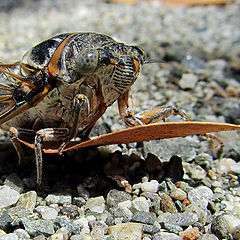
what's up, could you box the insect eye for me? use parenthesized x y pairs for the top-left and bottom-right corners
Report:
(75, 49), (99, 74)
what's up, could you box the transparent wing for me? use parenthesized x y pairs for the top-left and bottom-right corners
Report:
(0, 63), (35, 123)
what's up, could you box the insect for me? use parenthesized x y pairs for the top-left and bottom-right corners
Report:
(0, 32), (193, 186)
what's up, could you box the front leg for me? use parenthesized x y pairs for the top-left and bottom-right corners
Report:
(118, 91), (191, 127)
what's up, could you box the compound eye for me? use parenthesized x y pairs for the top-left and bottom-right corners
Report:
(75, 49), (99, 74)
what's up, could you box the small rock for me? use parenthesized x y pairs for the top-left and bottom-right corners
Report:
(108, 222), (143, 240)
(16, 191), (37, 210)
(179, 73), (198, 89)
(22, 218), (55, 236)
(160, 193), (178, 213)
(141, 180), (159, 193)
(188, 186), (213, 208)
(158, 212), (199, 227)
(0, 211), (13, 228)
(45, 193), (72, 205)
(170, 188), (187, 201)
(199, 233), (219, 240)
(86, 196), (105, 213)
(4, 174), (24, 193)
(132, 211), (157, 225)
(132, 197), (150, 212)
(35, 206), (58, 220)
(230, 162), (240, 175)
(0, 230), (5, 237)
(72, 217), (90, 237)
(72, 197), (86, 207)
(232, 225), (240, 240)
(153, 232), (182, 240)
(186, 164), (206, 180)
(0, 185), (20, 209)
(60, 204), (79, 218)
(179, 226), (199, 240)
(106, 189), (132, 208)
(90, 225), (105, 240)
(13, 229), (30, 239)
(51, 227), (69, 240)
(211, 214), (229, 239)
(0, 233), (18, 240)
(163, 223), (183, 234)
(76, 184), (90, 200)
(216, 158), (236, 175)
(143, 222), (161, 234)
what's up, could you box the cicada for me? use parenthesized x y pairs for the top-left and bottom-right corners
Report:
(1, 32), (239, 186)
(0, 32), (192, 186)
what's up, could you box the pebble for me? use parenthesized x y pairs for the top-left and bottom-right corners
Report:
(153, 232), (182, 240)
(158, 212), (199, 227)
(60, 204), (79, 218)
(0, 211), (13, 228)
(215, 158), (237, 175)
(211, 214), (229, 239)
(188, 186), (213, 208)
(106, 189), (132, 208)
(160, 193), (178, 213)
(230, 162), (240, 175)
(16, 191), (37, 210)
(22, 218), (55, 236)
(141, 180), (159, 193)
(143, 222), (161, 235)
(0, 230), (5, 237)
(108, 222), (143, 239)
(86, 196), (105, 213)
(170, 188), (187, 201)
(0, 233), (18, 240)
(132, 211), (157, 225)
(163, 223), (183, 234)
(35, 206), (58, 220)
(50, 227), (69, 240)
(179, 226), (199, 240)
(179, 73), (198, 90)
(45, 193), (72, 205)
(0, 185), (20, 209)
(199, 234), (218, 240)
(186, 164), (207, 180)
(4, 174), (24, 193)
(76, 184), (90, 200)
(132, 197), (150, 212)
(13, 229), (30, 239)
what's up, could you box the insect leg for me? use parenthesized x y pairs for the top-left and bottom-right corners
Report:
(58, 94), (90, 154)
(118, 90), (190, 127)
(9, 127), (36, 165)
(35, 128), (69, 186)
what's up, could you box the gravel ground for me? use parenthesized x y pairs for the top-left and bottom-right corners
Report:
(0, 0), (240, 239)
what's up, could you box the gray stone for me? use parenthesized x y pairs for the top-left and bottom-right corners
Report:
(188, 186), (213, 208)
(230, 162), (240, 175)
(0, 233), (18, 240)
(179, 73), (198, 89)
(72, 197), (86, 207)
(158, 212), (199, 227)
(132, 211), (157, 225)
(132, 197), (150, 212)
(0, 185), (20, 209)
(106, 189), (132, 208)
(187, 164), (207, 180)
(21, 218), (55, 237)
(13, 229), (30, 239)
(163, 223), (183, 234)
(4, 174), (24, 193)
(0, 211), (13, 228)
(199, 233), (219, 240)
(153, 232), (182, 240)
(45, 193), (72, 205)
(35, 206), (58, 220)
(60, 204), (78, 218)
(211, 214), (229, 239)
(143, 222), (161, 234)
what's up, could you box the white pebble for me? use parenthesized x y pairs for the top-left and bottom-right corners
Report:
(86, 196), (105, 213)
(0, 185), (20, 209)
(141, 180), (159, 193)
(35, 206), (58, 220)
(132, 197), (150, 212)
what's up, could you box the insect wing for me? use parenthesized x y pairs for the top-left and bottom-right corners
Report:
(0, 63), (34, 124)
